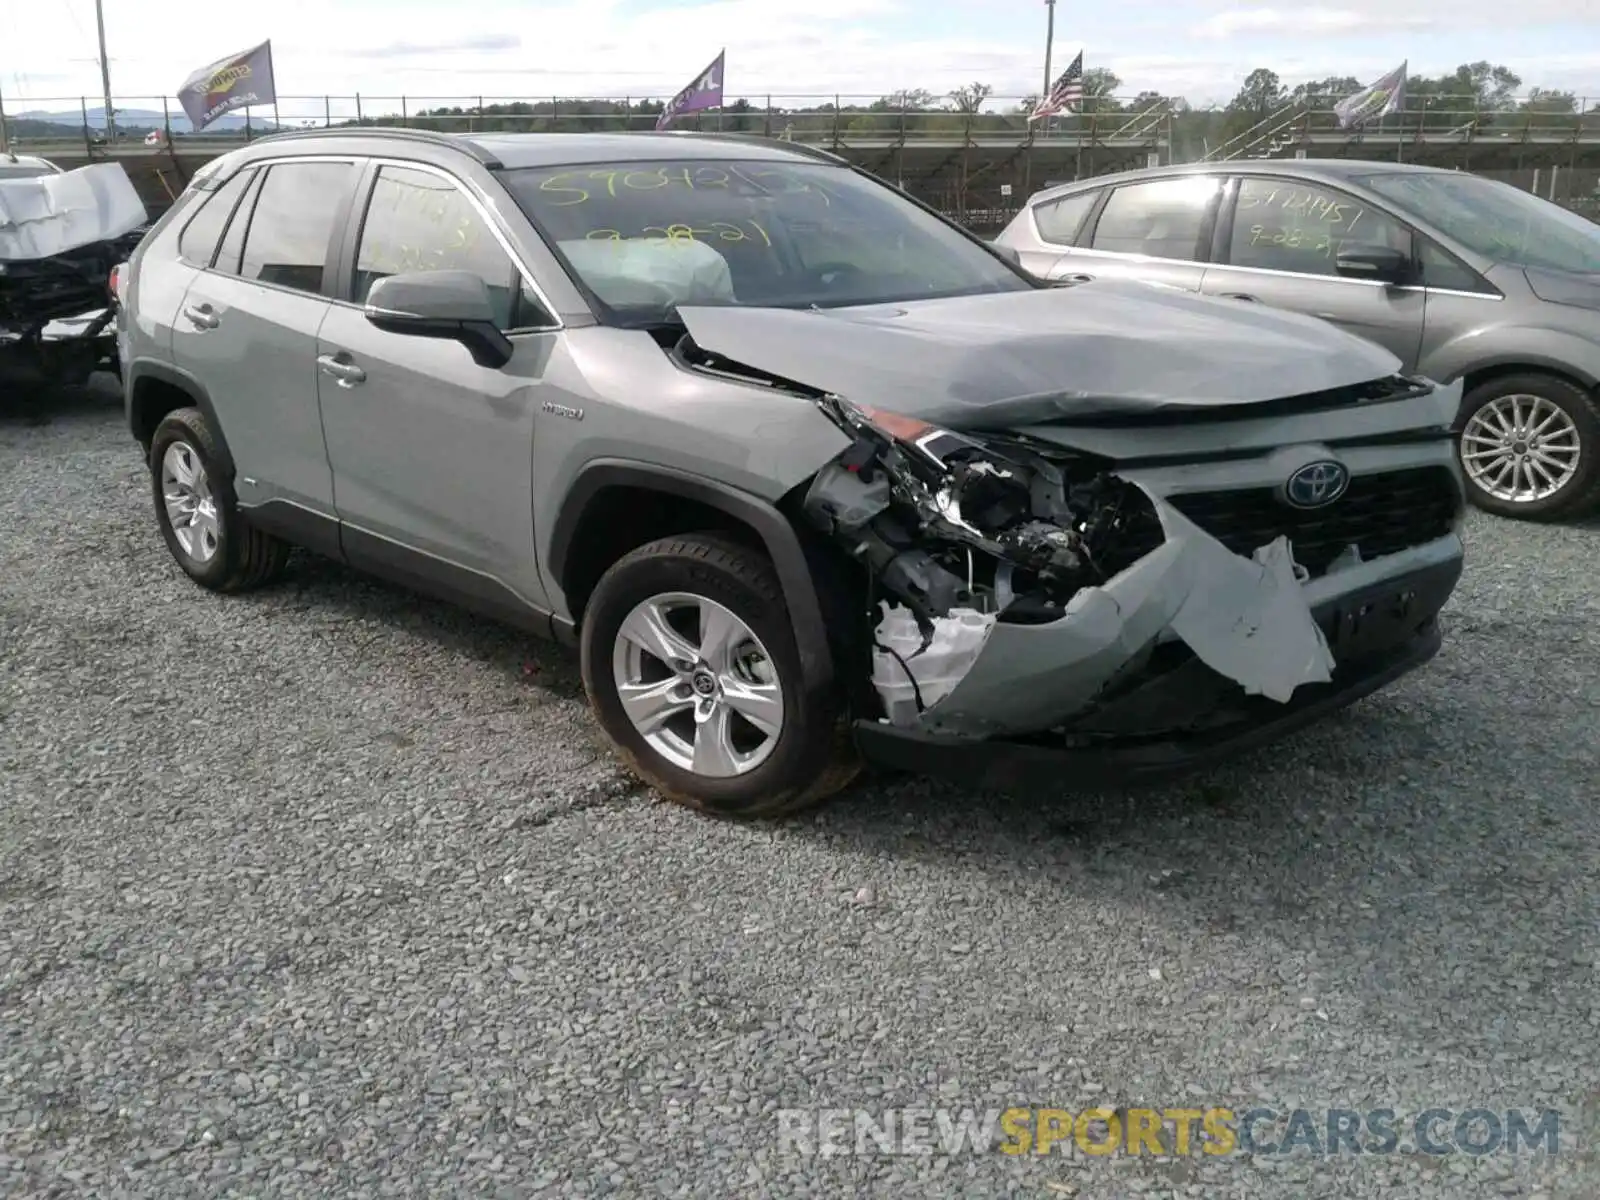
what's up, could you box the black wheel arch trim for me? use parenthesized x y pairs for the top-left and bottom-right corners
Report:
(126, 358), (236, 477)
(548, 459), (836, 697)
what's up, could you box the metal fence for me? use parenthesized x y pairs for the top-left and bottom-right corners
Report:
(6, 91), (1600, 146)
(5, 92), (1600, 222)
(1473, 168), (1600, 220)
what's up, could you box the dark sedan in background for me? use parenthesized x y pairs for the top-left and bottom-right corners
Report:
(994, 160), (1600, 521)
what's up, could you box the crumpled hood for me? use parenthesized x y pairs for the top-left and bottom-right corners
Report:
(677, 279), (1403, 427)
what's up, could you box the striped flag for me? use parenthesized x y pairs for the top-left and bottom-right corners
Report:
(1030, 51), (1085, 122)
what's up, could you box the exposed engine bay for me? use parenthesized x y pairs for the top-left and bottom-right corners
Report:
(802, 396), (1156, 627)
(799, 394), (1341, 735)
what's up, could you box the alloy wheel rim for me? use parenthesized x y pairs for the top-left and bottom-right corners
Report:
(1459, 394), (1582, 504)
(161, 441), (221, 563)
(610, 591), (785, 778)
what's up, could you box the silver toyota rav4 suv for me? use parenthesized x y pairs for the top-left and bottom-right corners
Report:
(116, 128), (1467, 817)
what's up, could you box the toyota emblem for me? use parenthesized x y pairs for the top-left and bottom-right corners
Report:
(1283, 460), (1350, 509)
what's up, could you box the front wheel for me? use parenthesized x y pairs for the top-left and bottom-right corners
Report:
(579, 534), (858, 818)
(1456, 373), (1600, 520)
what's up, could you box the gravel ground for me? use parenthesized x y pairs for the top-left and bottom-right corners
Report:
(2, 385), (1599, 1199)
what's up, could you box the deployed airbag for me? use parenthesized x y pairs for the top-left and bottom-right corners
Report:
(0, 163), (147, 261)
(559, 237), (735, 309)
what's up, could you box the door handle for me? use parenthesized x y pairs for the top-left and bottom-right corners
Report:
(317, 353), (366, 388)
(183, 304), (219, 329)
(1221, 292), (1258, 302)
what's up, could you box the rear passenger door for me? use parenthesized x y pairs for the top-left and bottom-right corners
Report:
(1072, 175), (1224, 291)
(1199, 175), (1426, 369)
(174, 157), (362, 516)
(128, 165), (257, 367)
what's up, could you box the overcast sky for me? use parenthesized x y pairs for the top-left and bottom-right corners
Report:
(4, 0), (1597, 117)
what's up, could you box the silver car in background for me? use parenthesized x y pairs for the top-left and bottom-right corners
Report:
(995, 160), (1600, 521)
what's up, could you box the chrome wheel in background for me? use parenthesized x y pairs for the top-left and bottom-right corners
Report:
(1459, 393), (1581, 505)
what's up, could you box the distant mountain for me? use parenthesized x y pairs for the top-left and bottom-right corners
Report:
(12, 106), (282, 135)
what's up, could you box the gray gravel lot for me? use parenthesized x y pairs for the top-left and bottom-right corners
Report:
(2, 385), (1599, 1199)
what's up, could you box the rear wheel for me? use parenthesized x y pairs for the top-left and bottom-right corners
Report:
(580, 534), (858, 818)
(149, 407), (291, 592)
(1456, 373), (1600, 520)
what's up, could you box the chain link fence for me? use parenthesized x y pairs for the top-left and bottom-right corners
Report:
(1473, 168), (1600, 222)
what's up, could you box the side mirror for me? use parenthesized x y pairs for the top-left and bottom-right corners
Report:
(364, 270), (514, 369)
(1334, 243), (1411, 286)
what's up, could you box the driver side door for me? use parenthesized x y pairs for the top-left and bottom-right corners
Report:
(316, 160), (562, 615)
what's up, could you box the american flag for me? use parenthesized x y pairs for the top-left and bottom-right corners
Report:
(1030, 51), (1084, 122)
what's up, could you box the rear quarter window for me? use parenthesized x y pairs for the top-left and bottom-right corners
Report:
(1031, 190), (1100, 246)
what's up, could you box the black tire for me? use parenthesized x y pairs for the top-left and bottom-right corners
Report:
(148, 406), (291, 592)
(1455, 373), (1600, 521)
(580, 533), (859, 818)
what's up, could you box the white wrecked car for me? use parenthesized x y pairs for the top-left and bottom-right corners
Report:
(0, 157), (147, 392)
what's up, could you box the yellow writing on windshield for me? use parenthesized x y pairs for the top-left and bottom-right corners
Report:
(1246, 224), (1336, 258)
(536, 165), (833, 207)
(583, 219), (773, 247)
(1239, 186), (1358, 227)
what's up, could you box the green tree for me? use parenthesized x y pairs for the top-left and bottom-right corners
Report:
(1082, 68), (1123, 114)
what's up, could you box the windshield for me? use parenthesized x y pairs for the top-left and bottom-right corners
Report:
(497, 158), (1032, 323)
(1357, 171), (1600, 274)
(0, 164), (53, 180)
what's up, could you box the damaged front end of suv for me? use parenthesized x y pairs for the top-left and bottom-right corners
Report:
(804, 395), (1340, 722)
(666, 287), (1468, 791)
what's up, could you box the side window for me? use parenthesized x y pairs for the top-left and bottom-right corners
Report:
(1032, 190), (1100, 246)
(212, 170), (265, 277)
(1089, 177), (1221, 261)
(238, 161), (357, 295)
(1228, 177), (1410, 278)
(176, 168), (255, 266)
(353, 164), (531, 330)
(1418, 238), (1493, 294)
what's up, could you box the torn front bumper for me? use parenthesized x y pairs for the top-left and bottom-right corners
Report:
(853, 545), (1462, 792)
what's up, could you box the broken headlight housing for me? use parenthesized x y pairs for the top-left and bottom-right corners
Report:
(802, 395), (1160, 639)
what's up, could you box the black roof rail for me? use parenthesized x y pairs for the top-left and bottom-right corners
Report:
(248, 125), (502, 168)
(645, 130), (850, 166)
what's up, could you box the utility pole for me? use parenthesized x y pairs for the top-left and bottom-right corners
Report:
(1042, 0), (1056, 139)
(94, 0), (117, 144)
(1043, 0), (1056, 101)
(0, 80), (10, 155)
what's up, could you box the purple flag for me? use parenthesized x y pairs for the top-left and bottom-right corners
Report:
(656, 50), (725, 131)
(177, 40), (277, 132)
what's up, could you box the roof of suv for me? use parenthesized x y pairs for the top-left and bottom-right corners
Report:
(1027, 157), (1458, 204)
(248, 127), (848, 170)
